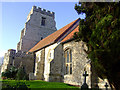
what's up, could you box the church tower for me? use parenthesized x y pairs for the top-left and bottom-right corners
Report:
(17, 6), (57, 52)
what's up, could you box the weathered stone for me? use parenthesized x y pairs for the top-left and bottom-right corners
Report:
(34, 49), (45, 80)
(63, 40), (91, 87)
(1, 49), (34, 74)
(17, 6), (57, 52)
(1, 6), (57, 76)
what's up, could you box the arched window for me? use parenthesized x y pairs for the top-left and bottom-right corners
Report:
(64, 49), (72, 75)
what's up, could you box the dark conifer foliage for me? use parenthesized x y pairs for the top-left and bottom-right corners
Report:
(74, 2), (120, 89)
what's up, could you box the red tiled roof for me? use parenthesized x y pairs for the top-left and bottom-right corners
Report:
(28, 18), (80, 52)
(61, 26), (79, 43)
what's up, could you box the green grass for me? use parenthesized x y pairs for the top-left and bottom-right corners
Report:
(2, 80), (79, 89)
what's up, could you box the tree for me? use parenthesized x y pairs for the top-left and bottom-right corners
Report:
(74, 2), (120, 89)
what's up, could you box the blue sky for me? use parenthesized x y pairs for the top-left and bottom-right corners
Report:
(0, 2), (85, 58)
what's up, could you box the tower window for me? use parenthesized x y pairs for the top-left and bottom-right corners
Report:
(41, 37), (43, 40)
(41, 17), (46, 26)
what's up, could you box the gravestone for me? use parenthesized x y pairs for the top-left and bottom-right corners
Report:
(105, 83), (108, 90)
(81, 71), (89, 90)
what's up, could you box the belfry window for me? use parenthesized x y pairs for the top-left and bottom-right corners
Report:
(41, 37), (43, 40)
(41, 17), (46, 26)
(64, 49), (72, 75)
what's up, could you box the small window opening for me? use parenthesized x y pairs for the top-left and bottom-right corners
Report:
(41, 17), (46, 26)
(41, 37), (43, 40)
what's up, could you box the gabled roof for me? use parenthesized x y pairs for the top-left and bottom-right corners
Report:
(61, 26), (79, 43)
(28, 18), (80, 52)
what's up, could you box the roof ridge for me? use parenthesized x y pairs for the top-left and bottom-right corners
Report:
(57, 22), (79, 43)
(54, 18), (80, 42)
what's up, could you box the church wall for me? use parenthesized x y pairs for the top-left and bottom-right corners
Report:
(49, 44), (63, 82)
(14, 54), (34, 74)
(63, 40), (91, 87)
(34, 49), (45, 80)
(13, 52), (34, 74)
(44, 43), (59, 81)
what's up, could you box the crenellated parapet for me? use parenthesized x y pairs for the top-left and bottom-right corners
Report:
(15, 50), (33, 57)
(32, 6), (55, 17)
(27, 6), (55, 22)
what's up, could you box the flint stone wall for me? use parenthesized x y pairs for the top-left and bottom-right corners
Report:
(63, 40), (91, 87)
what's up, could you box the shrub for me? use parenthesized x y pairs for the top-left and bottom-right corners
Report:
(16, 66), (29, 80)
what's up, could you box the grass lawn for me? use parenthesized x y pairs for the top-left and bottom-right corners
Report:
(2, 80), (79, 89)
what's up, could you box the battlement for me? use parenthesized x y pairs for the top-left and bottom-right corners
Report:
(6, 49), (33, 57)
(17, 50), (33, 55)
(27, 6), (55, 22)
(32, 6), (55, 17)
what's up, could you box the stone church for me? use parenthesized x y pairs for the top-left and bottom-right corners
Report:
(1, 6), (111, 89)
(1, 6), (56, 74)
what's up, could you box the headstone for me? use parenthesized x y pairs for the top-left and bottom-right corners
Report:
(81, 71), (89, 90)
(105, 83), (108, 90)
